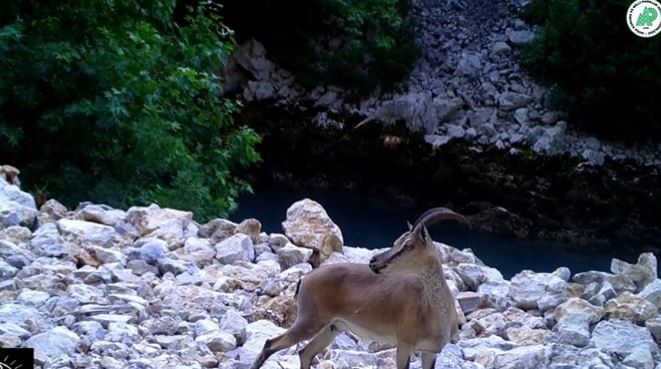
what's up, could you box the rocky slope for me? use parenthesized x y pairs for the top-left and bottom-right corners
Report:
(226, 0), (660, 168)
(1, 174), (661, 369)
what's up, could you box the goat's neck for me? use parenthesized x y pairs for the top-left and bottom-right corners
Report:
(419, 257), (453, 315)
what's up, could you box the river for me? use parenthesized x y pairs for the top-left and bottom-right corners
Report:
(231, 181), (648, 279)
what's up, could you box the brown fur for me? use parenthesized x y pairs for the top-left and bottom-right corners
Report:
(249, 208), (466, 369)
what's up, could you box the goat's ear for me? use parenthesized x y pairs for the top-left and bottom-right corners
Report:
(416, 224), (428, 239)
(407, 221), (413, 231)
(417, 224), (433, 245)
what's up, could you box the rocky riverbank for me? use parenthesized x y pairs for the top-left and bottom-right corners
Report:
(1, 174), (660, 369)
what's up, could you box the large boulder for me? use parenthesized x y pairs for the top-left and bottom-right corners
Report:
(38, 199), (68, 223)
(276, 242), (313, 269)
(553, 298), (603, 347)
(235, 218), (262, 244)
(195, 330), (237, 352)
(581, 280), (617, 306)
(220, 309), (249, 345)
(604, 292), (657, 323)
(73, 203), (126, 226)
(0, 303), (49, 333)
(548, 345), (615, 369)
(492, 345), (551, 369)
(611, 253), (658, 290)
(529, 123), (567, 155)
(572, 270), (636, 295)
(0, 176), (37, 228)
(454, 263), (504, 291)
(125, 204), (192, 247)
(198, 218), (238, 243)
(57, 218), (118, 246)
(504, 326), (549, 346)
(24, 326), (81, 362)
(182, 237), (216, 266)
(590, 319), (657, 356)
(645, 316), (661, 343)
(477, 280), (512, 311)
(30, 222), (65, 257)
(282, 199), (343, 266)
(509, 269), (569, 311)
(638, 279), (661, 310)
(215, 233), (255, 264)
(623, 346), (655, 369)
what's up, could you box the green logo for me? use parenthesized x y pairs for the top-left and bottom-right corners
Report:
(627, 0), (661, 37)
(636, 6), (658, 27)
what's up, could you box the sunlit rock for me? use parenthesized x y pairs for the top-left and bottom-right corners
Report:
(605, 292), (657, 323)
(553, 298), (603, 347)
(282, 198), (343, 266)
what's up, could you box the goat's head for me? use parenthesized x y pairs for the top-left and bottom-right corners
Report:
(368, 207), (470, 274)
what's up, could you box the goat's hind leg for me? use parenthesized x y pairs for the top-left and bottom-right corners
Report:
(250, 320), (326, 369)
(421, 352), (437, 369)
(298, 324), (341, 369)
(396, 345), (413, 369)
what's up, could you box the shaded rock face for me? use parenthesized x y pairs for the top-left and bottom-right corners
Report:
(2, 192), (660, 369)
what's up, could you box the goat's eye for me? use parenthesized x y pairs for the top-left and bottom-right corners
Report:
(405, 243), (414, 250)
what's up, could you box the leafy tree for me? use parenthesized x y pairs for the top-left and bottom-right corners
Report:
(0, 0), (260, 220)
(521, 0), (661, 139)
(222, 0), (419, 94)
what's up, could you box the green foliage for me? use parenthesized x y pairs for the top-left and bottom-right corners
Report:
(223, 0), (419, 94)
(521, 0), (661, 139)
(0, 0), (260, 220)
(311, 0), (419, 92)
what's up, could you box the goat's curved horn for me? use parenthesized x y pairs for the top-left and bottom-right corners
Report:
(412, 207), (471, 231)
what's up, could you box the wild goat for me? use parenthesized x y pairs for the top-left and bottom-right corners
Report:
(250, 207), (470, 369)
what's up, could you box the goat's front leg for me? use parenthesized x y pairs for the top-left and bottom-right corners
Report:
(421, 352), (437, 369)
(298, 324), (340, 369)
(396, 345), (412, 369)
(250, 319), (324, 369)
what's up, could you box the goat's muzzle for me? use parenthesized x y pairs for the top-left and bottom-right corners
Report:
(369, 256), (385, 274)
